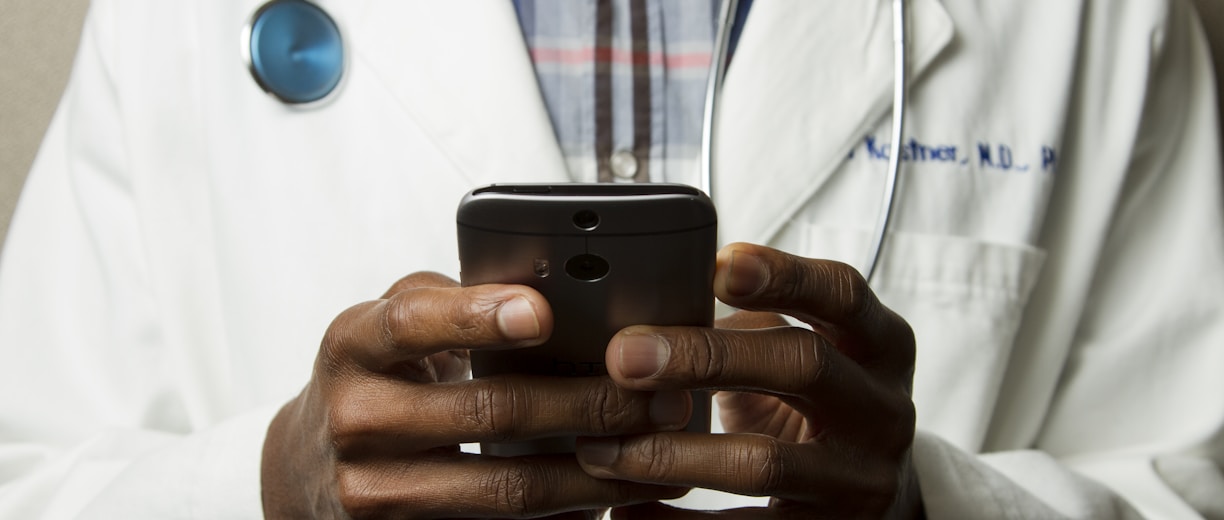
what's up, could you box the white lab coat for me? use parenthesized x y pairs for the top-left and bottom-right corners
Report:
(2, 0), (1223, 517)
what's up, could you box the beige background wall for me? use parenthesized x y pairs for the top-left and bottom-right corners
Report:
(2, 0), (1224, 250)
(0, 0), (90, 248)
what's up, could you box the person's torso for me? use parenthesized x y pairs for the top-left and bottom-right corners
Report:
(87, 0), (1175, 459)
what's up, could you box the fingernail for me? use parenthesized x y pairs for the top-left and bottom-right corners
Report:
(617, 334), (669, 379)
(649, 391), (690, 428)
(725, 251), (769, 297)
(577, 437), (620, 468)
(496, 297), (540, 341)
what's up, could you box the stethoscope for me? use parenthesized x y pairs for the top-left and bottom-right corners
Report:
(242, 0), (344, 105)
(243, 0), (910, 282)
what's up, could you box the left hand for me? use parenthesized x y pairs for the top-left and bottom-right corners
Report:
(576, 243), (922, 519)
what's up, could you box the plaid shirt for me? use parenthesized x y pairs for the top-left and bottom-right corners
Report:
(512, 0), (750, 184)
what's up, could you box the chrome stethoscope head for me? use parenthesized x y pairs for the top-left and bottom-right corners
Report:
(242, 0), (345, 106)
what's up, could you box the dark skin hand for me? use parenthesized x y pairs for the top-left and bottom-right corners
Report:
(261, 272), (689, 519)
(578, 243), (922, 519)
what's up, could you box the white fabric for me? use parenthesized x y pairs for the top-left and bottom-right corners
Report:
(1, 0), (1222, 518)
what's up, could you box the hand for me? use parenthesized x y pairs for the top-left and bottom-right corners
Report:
(576, 243), (922, 519)
(261, 272), (689, 519)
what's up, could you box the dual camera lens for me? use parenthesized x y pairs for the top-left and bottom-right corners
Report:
(566, 210), (607, 281)
(572, 210), (599, 231)
(565, 254), (609, 281)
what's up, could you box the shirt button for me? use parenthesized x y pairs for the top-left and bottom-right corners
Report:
(610, 149), (639, 180)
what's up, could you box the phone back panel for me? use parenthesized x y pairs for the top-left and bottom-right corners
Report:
(457, 184), (716, 456)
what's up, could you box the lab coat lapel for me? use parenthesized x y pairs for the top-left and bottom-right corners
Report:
(716, 0), (954, 245)
(353, 1), (569, 186)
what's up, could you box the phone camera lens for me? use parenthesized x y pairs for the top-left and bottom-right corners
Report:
(572, 210), (600, 231)
(565, 254), (610, 282)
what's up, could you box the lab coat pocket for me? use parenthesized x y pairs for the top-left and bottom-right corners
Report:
(796, 225), (1047, 450)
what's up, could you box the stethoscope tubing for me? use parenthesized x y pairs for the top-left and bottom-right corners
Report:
(867, 0), (909, 283)
(700, 0), (909, 284)
(247, 0), (910, 282)
(700, 0), (738, 200)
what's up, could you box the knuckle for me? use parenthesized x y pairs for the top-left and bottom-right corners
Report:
(319, 303), (375, 371)
(621, 430), (680, 479)
(836, 445), (907, 517)
(794, 331), (833, 395)
(383, 288), (491, 349)
(380, 293), (420, 349)
(326, 392), (378, 459)
(444, 288), (505, 346)
(861, 467), (902, 516)
(464, 379), (521, 442)
(587, 380), (619, 432)
(639, 435), (680, 482)
(482, 461), (549, 516)
(741, 436), (786, 496)
(336, 466), (385, 519)
(884, 400), (917, 458)
(894, 318), (918, 367)
(381, 288), (500, 354)
(455, 294), (499, 344)
(386, 271), (459, 295)
(386, 273), (423, 295)
(689, 329), (730, 383)
(817, 261), (875, 320)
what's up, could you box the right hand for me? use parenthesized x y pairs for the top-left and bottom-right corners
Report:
(261, 272), (691, 519)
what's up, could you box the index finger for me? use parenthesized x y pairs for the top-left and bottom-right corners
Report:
(712, 243), (913, 368)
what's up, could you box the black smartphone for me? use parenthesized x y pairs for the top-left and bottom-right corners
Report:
(457, 183), (717, 457)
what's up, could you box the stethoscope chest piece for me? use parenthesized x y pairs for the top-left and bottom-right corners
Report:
(244, 0), (344, 105)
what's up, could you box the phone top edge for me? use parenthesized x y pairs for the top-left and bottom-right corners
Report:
(457, 183), (717, 235)
(470, 183), (708, 199)
(456, 220), (717, 238)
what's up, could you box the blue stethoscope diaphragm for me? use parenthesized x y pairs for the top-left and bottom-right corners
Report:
(244, 0), (344, 105)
